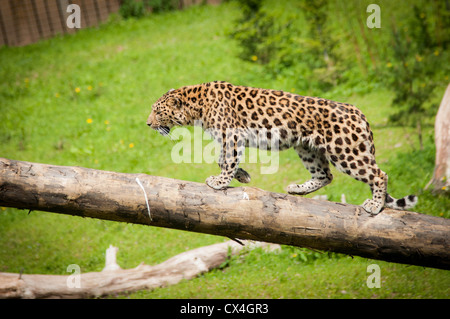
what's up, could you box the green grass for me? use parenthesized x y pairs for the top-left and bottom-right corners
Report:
(126, 249), (448, 299)
(0, 3), (449, 299)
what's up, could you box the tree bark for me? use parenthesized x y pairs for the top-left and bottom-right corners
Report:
(0, 240), (279, 299)
(0, 158), (449, 270)
(430, 83), (450, 193)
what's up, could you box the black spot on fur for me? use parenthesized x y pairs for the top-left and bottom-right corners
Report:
(280, 98), (290, 107)
(246, 98), (255, 109)
(273, 90), (283, 96)
(385, 195), (394, 203)
(397, 198), (406, 207)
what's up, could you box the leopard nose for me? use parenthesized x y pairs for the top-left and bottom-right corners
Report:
(148, 123), (158, 130)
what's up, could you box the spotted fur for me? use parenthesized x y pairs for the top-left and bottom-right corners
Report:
(147, 81), (417, 215)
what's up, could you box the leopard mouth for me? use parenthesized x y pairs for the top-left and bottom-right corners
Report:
(156, 126), (170, 136)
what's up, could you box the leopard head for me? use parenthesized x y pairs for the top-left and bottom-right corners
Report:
(147, 88), (192, 136)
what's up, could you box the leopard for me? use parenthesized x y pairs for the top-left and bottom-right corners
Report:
(147, 81), (417, 215)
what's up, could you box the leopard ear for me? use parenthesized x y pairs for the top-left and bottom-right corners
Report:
(167, 97), (182, 108)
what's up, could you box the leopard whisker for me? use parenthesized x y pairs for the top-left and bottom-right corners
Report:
(157, 127), (177, 143)
(166, 132), (177, 143)
(172, 119), (183, 127)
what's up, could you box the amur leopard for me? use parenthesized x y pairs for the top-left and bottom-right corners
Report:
(147, 81), (417, 215)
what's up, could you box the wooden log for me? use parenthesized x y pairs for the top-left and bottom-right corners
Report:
(429, 83), (450, 194)
(0, 157), (449, 270)
(0, 240), (278, 299)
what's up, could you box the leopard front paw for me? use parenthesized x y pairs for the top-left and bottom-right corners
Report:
(286, 184), (307, 195)
(206, 175), (230, 190)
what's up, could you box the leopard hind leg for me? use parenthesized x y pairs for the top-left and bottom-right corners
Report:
(364, 172), (418, 214)
(361, 169), (388, 215)
(287, 145), (333, 195)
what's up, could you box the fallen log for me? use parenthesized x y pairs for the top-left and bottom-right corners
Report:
(0, 158), (449, 270)
(0, 240), (279, 298)
(427, 83), (450, 194)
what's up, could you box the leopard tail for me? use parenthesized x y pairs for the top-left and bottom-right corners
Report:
(384, 193), (418, 210)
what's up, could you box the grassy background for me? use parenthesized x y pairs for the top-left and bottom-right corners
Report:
(0, 2), (448, 298)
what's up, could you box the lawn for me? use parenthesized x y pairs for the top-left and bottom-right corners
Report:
(0, 2), (448, 298)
